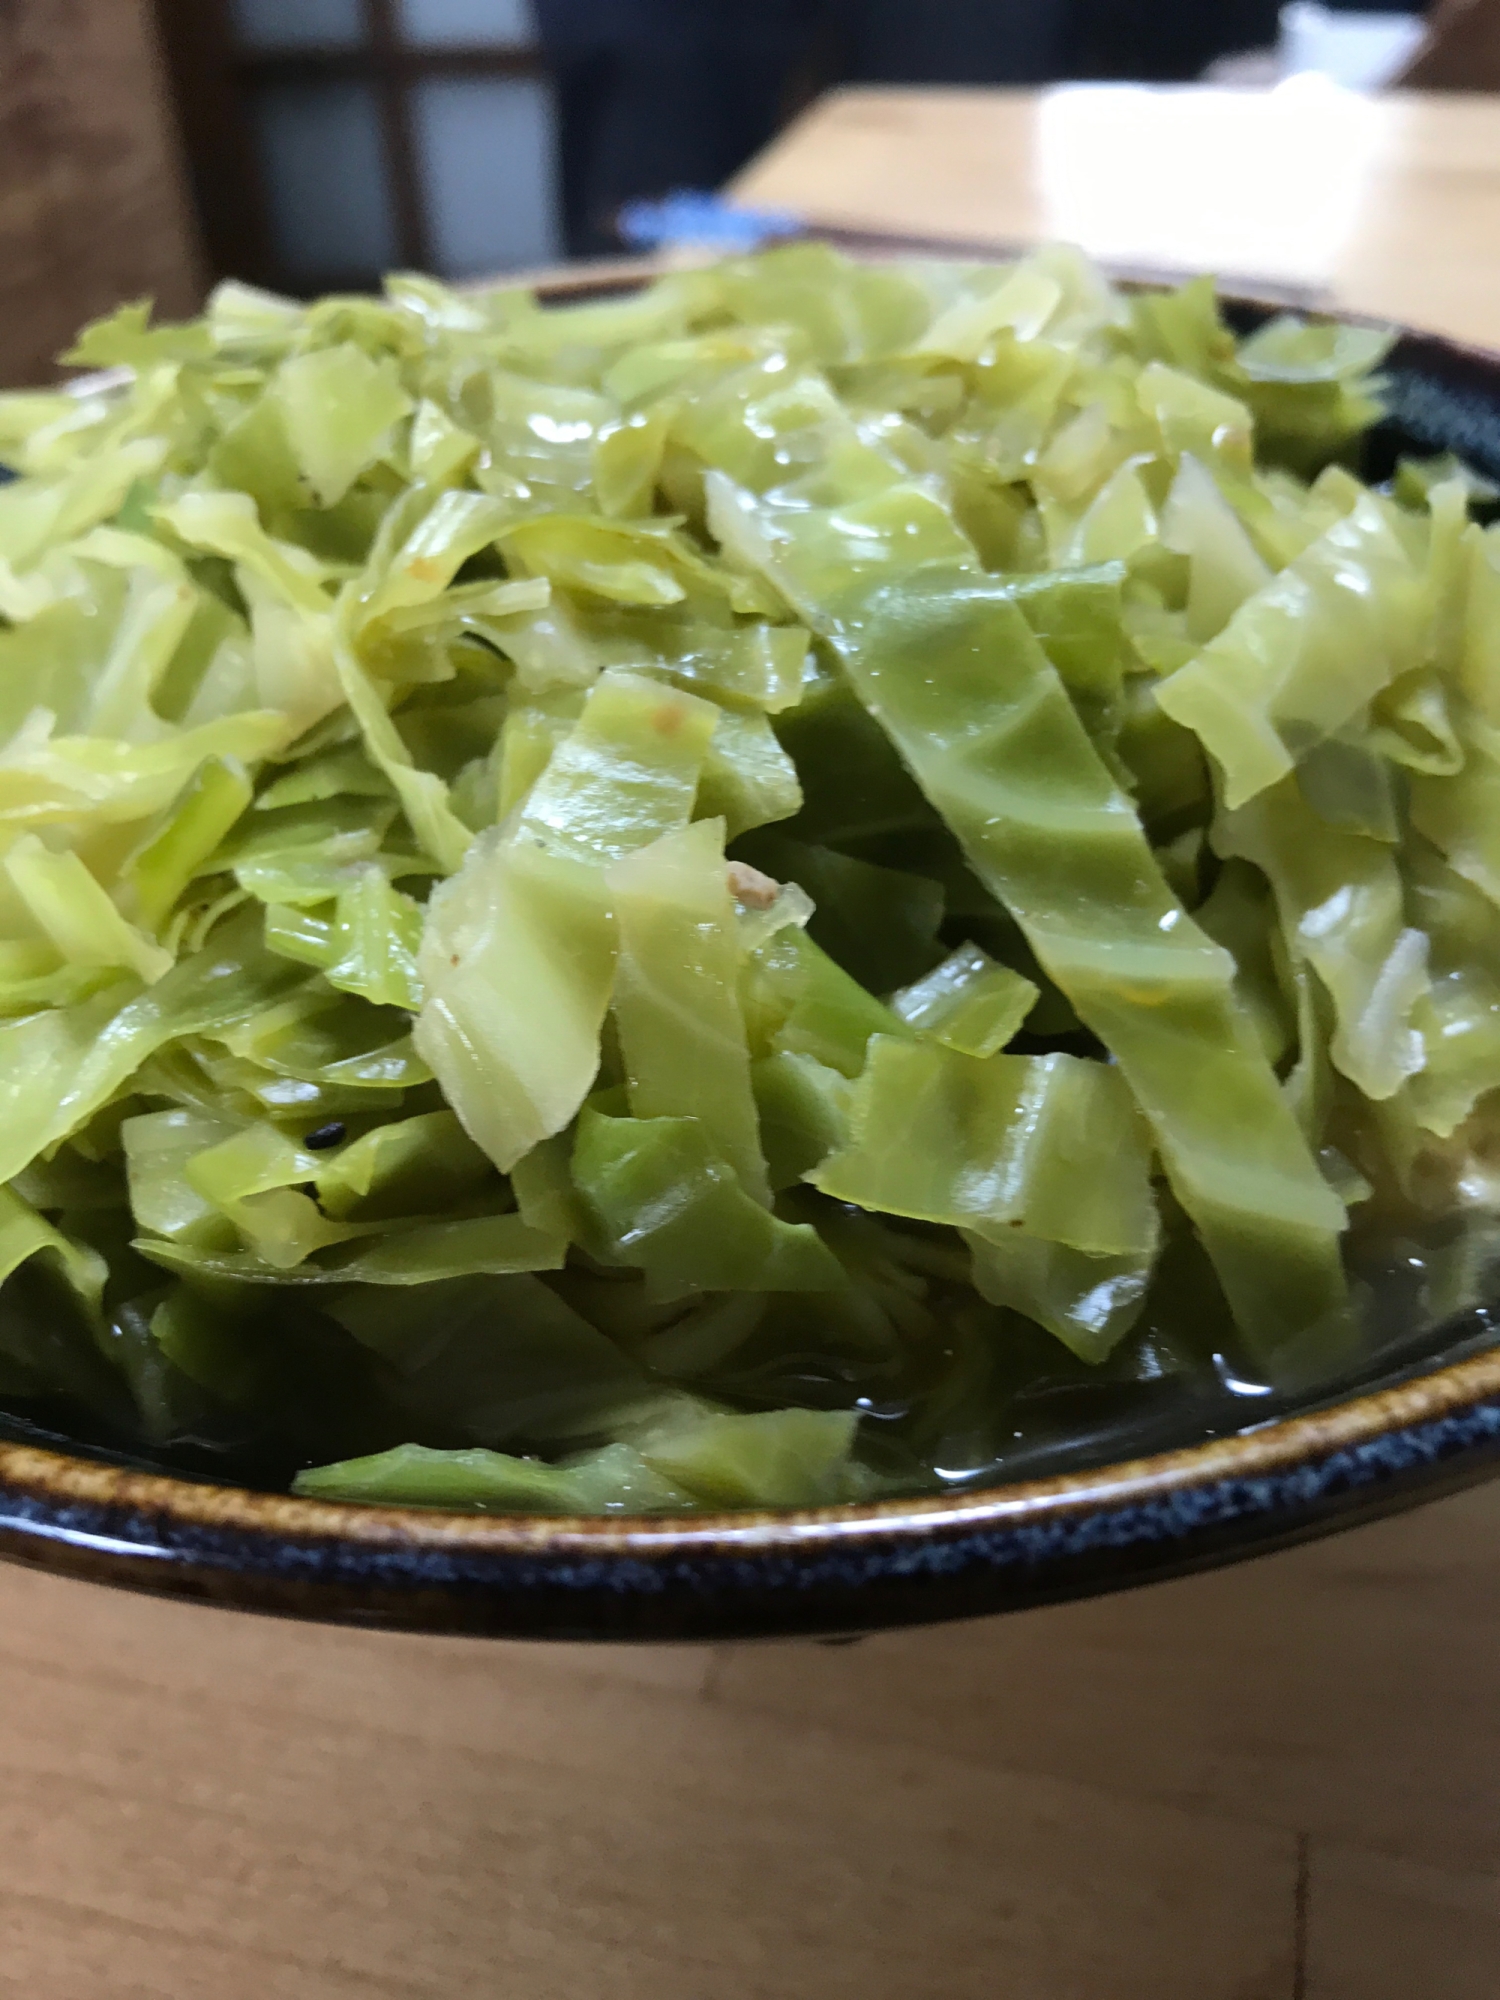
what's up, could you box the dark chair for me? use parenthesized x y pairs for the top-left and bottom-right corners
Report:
(1400, 0), (1500, 86)
(535, 0), (1073, 256)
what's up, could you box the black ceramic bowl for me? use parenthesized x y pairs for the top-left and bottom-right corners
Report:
(2, 281), (1500, 1643)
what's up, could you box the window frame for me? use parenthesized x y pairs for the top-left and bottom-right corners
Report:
(152, 0), (549, 294)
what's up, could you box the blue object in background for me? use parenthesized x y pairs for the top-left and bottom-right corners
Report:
(616, 193), (802, 255)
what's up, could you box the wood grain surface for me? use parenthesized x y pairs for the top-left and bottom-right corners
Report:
(732, 86), (1500, 353)
(0, 0), (203, 388)
(6, 1486), (1500, 1997)
(5, 81), (1500, 1998)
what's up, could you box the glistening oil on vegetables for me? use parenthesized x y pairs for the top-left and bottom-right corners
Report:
(0, 246), (1497, 1515)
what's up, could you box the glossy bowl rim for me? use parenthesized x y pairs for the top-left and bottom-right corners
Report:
(4, 1337), (1500, 1564)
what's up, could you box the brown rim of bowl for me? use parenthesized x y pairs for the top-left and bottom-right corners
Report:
(5, 1340), (1500, 1560)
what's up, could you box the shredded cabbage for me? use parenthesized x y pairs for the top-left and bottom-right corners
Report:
(0, 245), (1493, 1515)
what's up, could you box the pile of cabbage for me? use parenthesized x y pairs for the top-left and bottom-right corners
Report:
(0, 244), (1497, 1513)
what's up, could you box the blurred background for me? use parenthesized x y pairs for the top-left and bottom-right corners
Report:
(160, 0), (1437, 281)
(0, 0), (1485, 386)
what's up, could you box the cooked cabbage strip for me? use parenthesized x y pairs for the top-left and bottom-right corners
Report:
(607, 821), (770, 1205)
(1156, 494), (1427, 809)
(0, 914), (306, 1187)
(138, 1211), (568, 1285)
(1411, 706), (1500, 911)
(891, 943), (1040, 1059)
(1405, 840), (1500, 1140)
(966, 1231), (1155, 1365)
(1216, 778), (1430, 1104)
(572, 1109), (846, 1301)
(517, 667), (719, 862)
(763, 529), (1348, 1355)
(414, 832), (616, 1173)
(813, 1037), (1159, 1260)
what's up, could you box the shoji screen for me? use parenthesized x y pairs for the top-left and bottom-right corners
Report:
(162, 0), (560, 293)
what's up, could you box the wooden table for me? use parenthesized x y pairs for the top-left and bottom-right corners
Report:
(7, 85), (1500, 2000)
(733, 85), (1500, 351)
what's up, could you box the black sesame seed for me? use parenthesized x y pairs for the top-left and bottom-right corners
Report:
(304, 1121), (347, 1152)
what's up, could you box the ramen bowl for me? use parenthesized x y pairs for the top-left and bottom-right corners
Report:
(2, 279), (1499, 1642)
